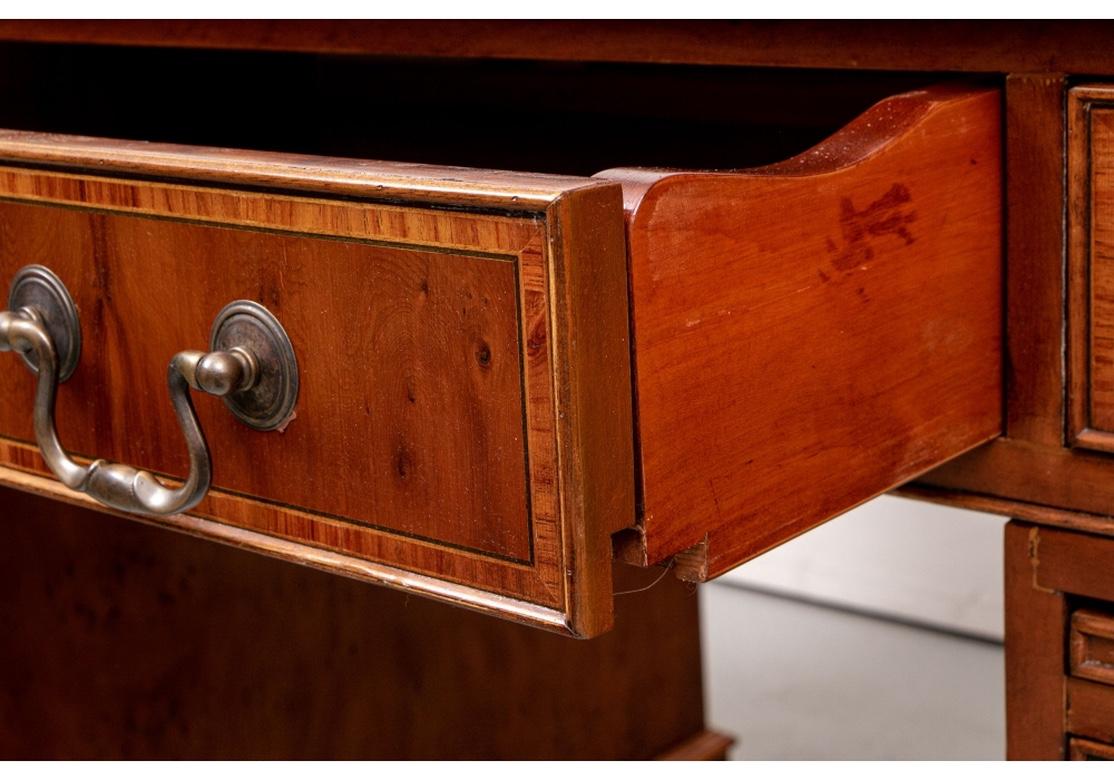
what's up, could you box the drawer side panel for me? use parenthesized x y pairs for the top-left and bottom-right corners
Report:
(607, 86), (1003, 577)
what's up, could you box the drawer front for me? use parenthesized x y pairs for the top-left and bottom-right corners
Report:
(1070, 86), (1114, 451)
(1068, 677), (1114, 746)
(1072, 608), (1114, 687)
(0, 141), (633, 637)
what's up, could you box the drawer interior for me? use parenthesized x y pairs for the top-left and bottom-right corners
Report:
(0, 42), (937, 176)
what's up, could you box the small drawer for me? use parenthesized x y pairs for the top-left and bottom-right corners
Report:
(1070, 737), (1114, 760)
(1069, 677), (1114, 746)
(0, 75), (1002, 634)
(1072, 608), (1114, 686)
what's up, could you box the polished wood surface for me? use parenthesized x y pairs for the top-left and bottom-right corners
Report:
(1005, 522), (1114, 759)
(1003, 74), (1067, 449)
(1070, 86), (1114, 451)
(920, 83), (1114, 527)
(6, 19), (1114, 762)
(4, 21), (1114, 75)
(1068, 679), (1114, 747)
(603, 86), (1002, 577)
(0, 85), (1011, 624)
(0, 201), (531, 560)
(0, 487), (712, 760)
(897, 483), (1114, 541)
(0, 130), (606, 208)
(1071, 609), (1114, 688)
(923, 440), (1114, 529)
(1005, 522), (1069, 760)
(0, 149), (633, 637)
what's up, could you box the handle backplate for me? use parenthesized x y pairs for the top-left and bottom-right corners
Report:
(210, 300), (299, 432)
(8, 264), (81, 381)
(1, 265), (299, 516)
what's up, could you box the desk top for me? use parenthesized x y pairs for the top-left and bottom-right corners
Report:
(0, 20), (1111, 74)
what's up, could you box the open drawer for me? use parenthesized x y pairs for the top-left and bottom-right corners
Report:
(0, 56), (1002, 637)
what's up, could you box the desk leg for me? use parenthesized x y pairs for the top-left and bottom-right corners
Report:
(1005, 521), (1068, 759)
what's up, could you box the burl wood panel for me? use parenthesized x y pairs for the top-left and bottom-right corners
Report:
(601, 86), (1002, 577)
(0, 145), (633, 638)
(0, 487), (713, 759)
(0, 203), (530, 561)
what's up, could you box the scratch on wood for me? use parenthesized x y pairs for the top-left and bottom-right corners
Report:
(672, 536), (709, 583)
(1028, 526), (1057, 594)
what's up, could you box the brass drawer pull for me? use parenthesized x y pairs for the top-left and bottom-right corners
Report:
(0, 265), (298, 516)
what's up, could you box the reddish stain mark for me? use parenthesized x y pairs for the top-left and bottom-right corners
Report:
(829, 183), (917, 271)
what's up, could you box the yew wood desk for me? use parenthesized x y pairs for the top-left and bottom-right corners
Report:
(0, 21), (1109, 759)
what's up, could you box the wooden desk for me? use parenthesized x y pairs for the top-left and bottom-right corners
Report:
(0, 20), (1109, 759)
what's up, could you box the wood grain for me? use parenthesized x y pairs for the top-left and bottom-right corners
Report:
(1005, 522), (1068, 760)
(0, 201), (532, 561)
(0, 130), (605, 210)
(1069, 86), (1114, 450)
(602, 86), (1002, 576)
(0, 147), (633, 637)
(918, 82), (1114, 527)
(1029, 524), (1114, 604)
(0, 464), (571, 633)
(895, 483), (1114, 541)
(1005, 523), (1114, 759)
(3, 21), (1114, 75)
(0, 486), (710, 759)
(1080, 107), (1114, 437)
(1006, 75), (1067, 446)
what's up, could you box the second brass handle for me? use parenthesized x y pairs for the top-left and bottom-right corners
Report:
(0, 266), (299, 517)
